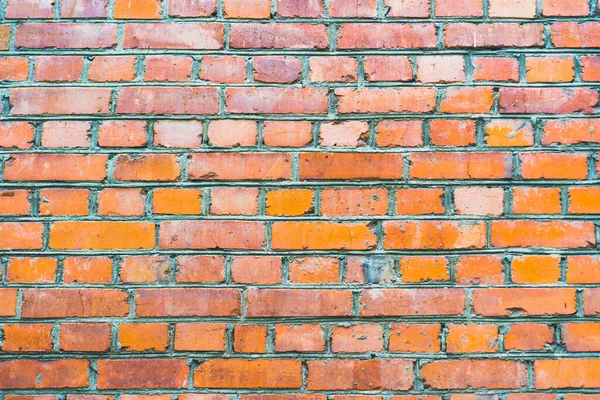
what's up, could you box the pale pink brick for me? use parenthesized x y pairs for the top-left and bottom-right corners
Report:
(455, 187), (505, 216)
(154, 121), (203, 148)
(41, 122), (91, 149)
(208, 120), (258, 147)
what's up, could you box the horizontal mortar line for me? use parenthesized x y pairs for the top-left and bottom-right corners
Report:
(2, 148), (600, 154)
(3, 16), (600, 22)
(5, 82), (600, 88)
(3, 48), (600, 56)
(0, 352), (599, 361)
(0, 181), (599, 187)
(1, 215), (600, 222)
(1, 248), (600, 256)
(3, 114), (600, 120)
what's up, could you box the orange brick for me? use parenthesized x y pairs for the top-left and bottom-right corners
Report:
(526, 57), (575, 83)
(120, 256), (169, 283)
(231, 256), (282, 284)
(447, 324), (498, 353)
(263, 121), (313, 147)
(504, 324), (554, 351)
(88, 56), (136, 82)
(39, 189), (89, 216)
(174, 323), (227, 351)
(2, 324), (53, 352)
(114, 0), (162, 18)
(485, 120), (534, 147)
(275, 324), (325, 352)
(396, 188), (445, 215)
(266, 189), (314, 216)
(400, 256), (449, 283)
(0, 190), (30, 215)
(513, 187), (561, 214)
(511, 255), (561, 284)
(208, 120), (258, 147)
(389, 323), (441, 353)
(195, 359), (302, 388)
(567, 256), (600, 284)
(63, 257), (113, 284)
(455, 255), (505, 285)
(234, 325), (267, 353)
(7, 257), (57, 283)
(272, 222), (376, 250)
(332, 324), (383, 353)
(289, 257), (339, 284)
(376, 120), (423, 147)
(153, 188), (203, 215)
(119, 323), (169, 352)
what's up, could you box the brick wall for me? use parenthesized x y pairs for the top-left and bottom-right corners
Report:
(0, 0), (600, 397)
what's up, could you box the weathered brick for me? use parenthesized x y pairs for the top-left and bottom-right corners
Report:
(195, 360), (302, 388)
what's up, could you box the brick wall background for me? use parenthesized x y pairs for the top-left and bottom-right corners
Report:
(1, 0), (600, 397)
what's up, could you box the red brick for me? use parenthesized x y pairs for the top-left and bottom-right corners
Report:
(321, 188), (387, 216)
(455, 255), (505, 285)
(200, 56), (246, 83)
(123, 23), (224, 49)
(0, 360), (89, 389)
(277, 0), (324, 17)
(535, 359), (600, 389)
(301, 153), (404, 180)
(11, 88), (111, 115)
(175, 255), (225, 283)
(310, 56), (358, 82)
(447, 324), (498, 353)
(330, 0), (377, 17)
(473, 288), (576, 316)
(98, 188), (145, 216)
(445, 23), (543, 48)
(384, 0), (430, 17)
(34, 56), (83, 82)
(307, 359), (413, 390)
(246, 289), (353, 317)
(376, 120), (422, 147)
(0, 223), (43, 250)
(275, 324), (325, 352)
(208, 120), (257, 147)
(230, 23), (328, 49)
(195, 360), (302, 389)
(117, 87), (218, 115)
(543, 119), (600, 145)
(254, 56), (302, 83)
(145, 55), (193, 82)
(21, 289), (129, 318)
(168, 0), (216, 16)
(160, 221), (264, 249)
(6, 0), (55, 18)
(336, 87), (436, 113)
(61, 0), (108, 17)
(98, 120), (147, 147)
(16, 24), (117, 49)
(500, 88), (599, 114)
(97, 359), (188, 389)
(5, 154), (106, 181)
(361, 288), (465, 316)
(429, 120), (476, 146)
(552, 22), (600, 48)
(211, 187), (259, 215)
(289, 257), (339, 284)
(63, 257), (112, 284)
(389, 323), (441, 352)
(440, 87), (494, 113)
(384, 221), (486, 249)
(332, 324), (383, 353)
(0, 289), (18, 316)
(174, 323), (227, 351)
(263, 121), (313, 147)
(410, 152), (511, 179)
(338, 23), (436, 49)
(135, 288), (240, 317)
(473, 57), (520, 82)
(504, 324), (554, 351)
(189, 153), (291, 180)
(89, 56), (136, 82)
(224, 0), (270, 18)
(563, 323), (600, 352)
(492, 220), (595, 248)
(489, 0), (536, 18)
(120, 256), (169, 283)
(436, 0), (482, 17)
(227, 88), (328, 114)
(421, 360), (527, 389)
(0, 122), (34, 149)
(454, 187), (504, 216)
(50, 221), (154, 250)
(59, 323), (111, 352)
(231, 256), (282, 284)
(364, 56), (413, 82)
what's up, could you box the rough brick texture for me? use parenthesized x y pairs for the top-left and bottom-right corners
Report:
(0, 0), (599, 398)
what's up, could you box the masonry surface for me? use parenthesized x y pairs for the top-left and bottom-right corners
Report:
(0, 0), (599, 398)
